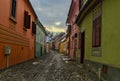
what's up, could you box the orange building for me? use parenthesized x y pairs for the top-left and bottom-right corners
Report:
(0, 0), (37, 69)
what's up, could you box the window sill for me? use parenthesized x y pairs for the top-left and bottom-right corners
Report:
(9, 16), (17, 24)
(92, 47), (101, 57)
(23, 27), (27, 31)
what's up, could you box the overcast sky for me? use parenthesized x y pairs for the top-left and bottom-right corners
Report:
(30, 0), (71, 33)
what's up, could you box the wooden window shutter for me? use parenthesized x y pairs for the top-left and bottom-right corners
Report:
(96, 16), (101, 46)
(92, 16), (101, 47)
(24, 11), (31, 29)
(32, 22), (36, 34)
(92, 20), (96, 47)
(24, 11), (28, 27)
(92, 3), (102, 47)
(26, 15), (31, 29)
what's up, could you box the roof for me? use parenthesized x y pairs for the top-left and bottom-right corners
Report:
(75, 0), (102, 25)
(66, 0), (73, 24)
(36, 19), (46, 35)
(26, 0), (38, 19)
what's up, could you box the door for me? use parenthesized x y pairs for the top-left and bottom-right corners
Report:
(74, 39), (77, 60)
(80, 32), (85, 64)
(40, 47), (42, 56)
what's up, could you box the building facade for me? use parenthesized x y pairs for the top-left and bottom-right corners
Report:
(76, 0), (120, 81)
(0, 0), (37, 69)
(45, 35), (50, 54)
(66, 0), (80, 60)
(35, 20), (46, 57)
(59, 34), (66, 54)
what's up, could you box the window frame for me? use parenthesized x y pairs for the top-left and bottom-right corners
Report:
(24, 11), (31, 29)
(32, 21), (36, 34)
(10, 0), (17, 19)
(92, 16), (101, 47)
(92, 3), (102, 47)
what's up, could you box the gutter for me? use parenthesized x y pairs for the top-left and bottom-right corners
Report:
(27, 0), (38, 19)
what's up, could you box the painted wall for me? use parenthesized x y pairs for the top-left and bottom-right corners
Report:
(79, 0), (120, 68)
(45, 36), (50, 54)
(59, 42), (63, 54)
(36, 23), (45, 57)
(0, 0), (36, 69)
(66, 0), (79, 59)
(66, 37), (69, 55)
(46, 42), (50, 54)
(101, 0), (120, 67)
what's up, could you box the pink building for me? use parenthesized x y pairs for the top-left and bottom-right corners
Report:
(53, 32), (65, 51)
(45, 35), (50, 54)
(66, 0), (80, 60)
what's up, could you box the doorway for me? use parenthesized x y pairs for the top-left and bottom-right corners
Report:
(73, 39), (77, 60)
(40, 47), (42, 56)
(80, 31), (85, 64)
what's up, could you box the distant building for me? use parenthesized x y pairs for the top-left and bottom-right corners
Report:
(45, 35), (50, 54)
(0, 0), (37, 69)
(53, 32), (65, 51)
(59, 34), (66, 54)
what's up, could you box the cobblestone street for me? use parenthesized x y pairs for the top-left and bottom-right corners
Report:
(0, 51), (99, 81)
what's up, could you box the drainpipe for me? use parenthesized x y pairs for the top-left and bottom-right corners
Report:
(98, 68), (101, 80)
(5, 46), (11, 68)
(6, 55), (9, 68)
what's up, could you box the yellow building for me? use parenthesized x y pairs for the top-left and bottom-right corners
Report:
(65, 37), (69, 56)
(59, 42), (63, 54)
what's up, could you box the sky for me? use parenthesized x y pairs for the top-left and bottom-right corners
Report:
(30, 0), (72, 33)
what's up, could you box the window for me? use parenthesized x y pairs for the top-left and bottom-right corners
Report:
(92, 16), (101, 47)
(92, 3), (102, 47)
(32, 22), (36, 34)
(11, 0), (17, 18)
(24, 11), (31, 29)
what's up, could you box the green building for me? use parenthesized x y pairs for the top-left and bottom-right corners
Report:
(35, 20), (46, 57)
(76, 0), (120, 81)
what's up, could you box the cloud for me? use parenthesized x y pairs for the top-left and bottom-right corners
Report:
(30, 0), (72, 31)
(45, 25), (66, 33)
(54, 21), (61, 26)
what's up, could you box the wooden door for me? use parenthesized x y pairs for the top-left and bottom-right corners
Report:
(80, 32), (85, 64)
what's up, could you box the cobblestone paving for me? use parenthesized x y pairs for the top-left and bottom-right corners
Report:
(0, 51), (99, 81)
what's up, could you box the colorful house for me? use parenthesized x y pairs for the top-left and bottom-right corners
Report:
(65, 36), (69, 56)
(51, 41), (55, 50)
(0, 0), (37, 69)
(59, 42), (63, 54)
(59, 34), (66, 54)
(66, 0), (80, 60)
(53, 32), (65, 51)
(66, 25), (71, 56)
(35, 20), (46, 57)
(76, 0), (120, 81)
(45, 35), (50, 54)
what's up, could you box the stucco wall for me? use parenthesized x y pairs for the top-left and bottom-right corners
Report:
(80, 0), (120, 68)
(36, 24), (45, 57)
(0, 0), (36, 69)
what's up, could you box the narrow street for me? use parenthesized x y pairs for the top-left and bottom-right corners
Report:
(0, 51), (99, 81)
